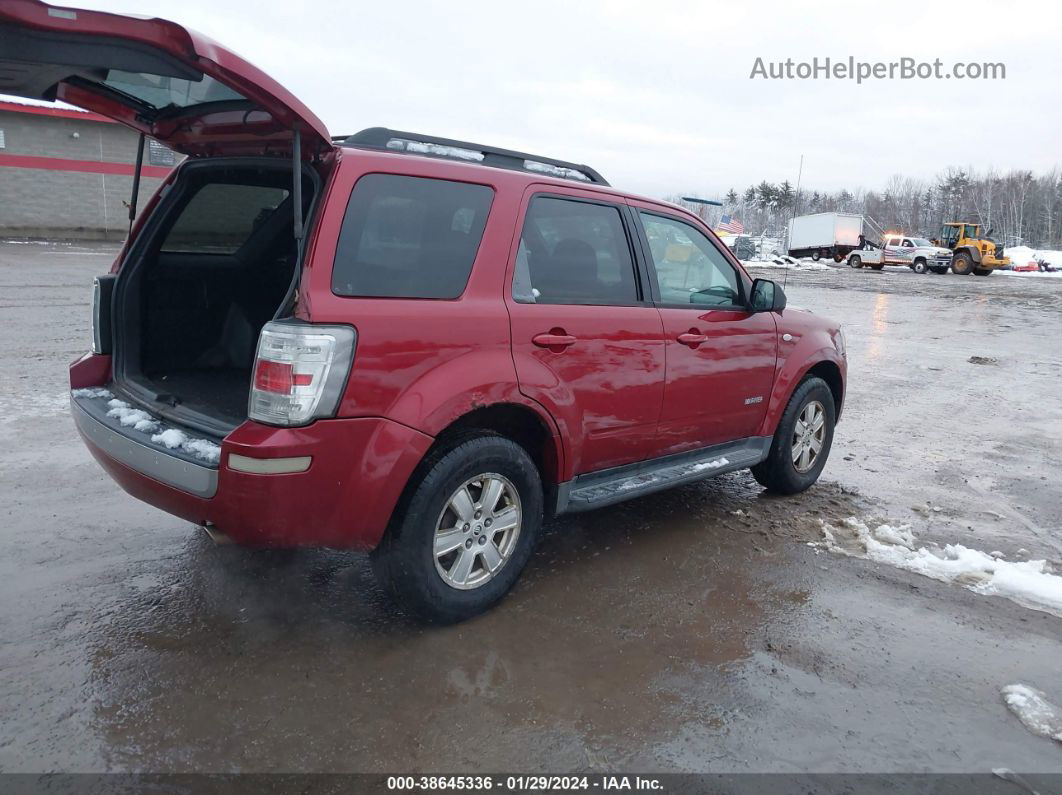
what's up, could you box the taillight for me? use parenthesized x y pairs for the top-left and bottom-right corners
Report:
(91, 274), (116, 355)
(248, 321), (356, 427)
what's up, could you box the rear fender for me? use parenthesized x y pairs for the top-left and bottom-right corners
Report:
(385, 349), (567, 476)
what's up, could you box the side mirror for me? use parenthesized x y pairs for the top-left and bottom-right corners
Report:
(750, 278), (786, 312)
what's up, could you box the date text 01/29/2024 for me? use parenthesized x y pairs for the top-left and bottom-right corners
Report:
(386, 775), (665, 790)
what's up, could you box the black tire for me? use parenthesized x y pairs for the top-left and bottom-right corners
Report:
(973, 267), (993, 276)
(870, 263), (885, 271)
(833, 254), (844, 263)
(930, 266), (949, 274)
(912, 258), (927, 274)
(848, 255), (863, 269)
(371, 435), (543, 623)
(751, 377), (836, 495)
(952, 252), (974, 275)
(812, 250), (821, 261)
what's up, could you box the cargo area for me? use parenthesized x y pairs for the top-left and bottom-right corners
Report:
(114, 161), (316, 435)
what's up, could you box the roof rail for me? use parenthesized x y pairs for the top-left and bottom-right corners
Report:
(338, 127), (609, 186)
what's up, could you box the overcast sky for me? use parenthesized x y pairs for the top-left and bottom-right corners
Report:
(25, 0), (1062, 199)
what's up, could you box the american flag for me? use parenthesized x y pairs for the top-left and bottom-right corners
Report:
(717, 215), (744, 234)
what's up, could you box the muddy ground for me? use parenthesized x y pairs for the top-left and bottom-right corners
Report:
(0, 241), (1060, 775)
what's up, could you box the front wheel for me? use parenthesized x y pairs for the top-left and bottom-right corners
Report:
(952, 252), (974, 275)
(912, 259), (928, 274)
(371, 435), (543, 623)
(930, 266), (949, 274)
(973, 267), (994, 276)
(848, 255), (863, 268)
(751, 377), (836, 495)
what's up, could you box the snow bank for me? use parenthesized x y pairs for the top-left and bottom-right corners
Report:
(818, 518), (1062, 618)
(1001, 684), (1062, 742)
(1000, 247), (1062, 277)
(996, 269), (1062, 280)
(1004, 246), (1062, 267)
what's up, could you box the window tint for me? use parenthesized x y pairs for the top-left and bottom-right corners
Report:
(513, 197), (638, 305)
(332, 174), (493, 299)
(162, 183), (289, 254)
(640, 213), (742, 308)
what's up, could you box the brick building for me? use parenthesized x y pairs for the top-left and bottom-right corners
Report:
(0, 99), (178, 240)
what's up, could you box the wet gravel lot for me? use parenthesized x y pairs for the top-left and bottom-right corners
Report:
(1, 241), (1060, 774)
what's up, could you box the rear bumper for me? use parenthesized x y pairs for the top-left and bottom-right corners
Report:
(71, 378), (433, 550)
(72, 395), (218, 498)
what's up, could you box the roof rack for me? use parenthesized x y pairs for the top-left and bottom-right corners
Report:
(336, 127), (609, 186)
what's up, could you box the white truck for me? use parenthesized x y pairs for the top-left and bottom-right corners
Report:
(846, 234), (954, 274)
(787, 213), (864, 262)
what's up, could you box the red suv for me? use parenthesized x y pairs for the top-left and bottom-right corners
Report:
(5, 1), (846, 622)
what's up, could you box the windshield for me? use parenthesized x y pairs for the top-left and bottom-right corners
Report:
(102, 70), (246, 113)
(911, 238), (932, 247)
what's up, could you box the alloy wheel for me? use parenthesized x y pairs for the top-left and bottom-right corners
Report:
(791, 400), (826, 473)
(433, 474), (522, 590)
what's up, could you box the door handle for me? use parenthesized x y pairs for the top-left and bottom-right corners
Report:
(677, 331), (708, 347)
(532, 331), (577, 350)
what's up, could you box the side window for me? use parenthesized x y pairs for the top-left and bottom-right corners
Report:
(332, 174), (493, 299)
(639, 212), (742, 308)
(162, 183), (290, 254)
(902, 238), (914, 247)
(513, 196), (638, 305)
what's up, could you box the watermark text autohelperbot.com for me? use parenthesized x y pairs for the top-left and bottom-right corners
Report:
(750, 56), (1005, 83)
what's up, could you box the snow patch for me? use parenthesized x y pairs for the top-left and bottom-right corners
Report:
(74, 391), (221, 464)
(150, 427), (221, 464)
(71, 387), (113, 399)
(743, 259), (829, 271)
(1001, 684), (1062, 742)
(106, 399), (161, 433)
(819, 518), (1062, 618)
(691, 456), (730, 472)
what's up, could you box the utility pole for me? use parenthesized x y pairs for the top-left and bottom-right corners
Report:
(786, 154), (804, 252)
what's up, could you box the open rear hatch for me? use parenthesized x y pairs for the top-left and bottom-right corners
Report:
(1, 1), (336, 436)
(0, 0), (331, 157)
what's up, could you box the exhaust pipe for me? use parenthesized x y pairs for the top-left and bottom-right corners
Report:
(201, 522), (235, 545)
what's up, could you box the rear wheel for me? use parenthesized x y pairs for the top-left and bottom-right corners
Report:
(752, 377), (836, 494)
(952, 252), (975, 275)
(848, 255), (863, 269)
(812, 250), (822, 261)
(912, 258), (927, 274)
(973, 267), (994, 276)
(371, 435), (543, 623)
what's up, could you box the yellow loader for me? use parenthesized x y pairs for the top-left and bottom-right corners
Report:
(934, 222), (1010, 276)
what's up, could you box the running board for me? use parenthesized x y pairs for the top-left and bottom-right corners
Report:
(556, 437), (771, 514)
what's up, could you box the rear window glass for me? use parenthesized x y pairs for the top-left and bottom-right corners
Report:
(103, 70), (245, 112)
(331, 174), (493, 299)
(162, 183), (289, 254)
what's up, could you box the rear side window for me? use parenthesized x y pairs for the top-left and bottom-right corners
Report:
(162, 183), (289, 254)
(332, 174), (493, 299)
(513, 196), (638, 305)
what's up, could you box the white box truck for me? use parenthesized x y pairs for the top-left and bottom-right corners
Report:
(787, 213), (864, 262)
